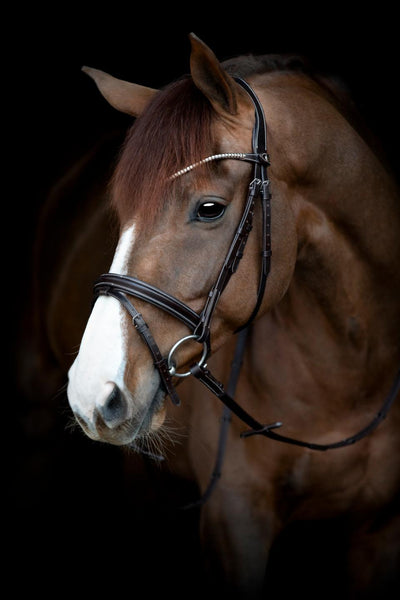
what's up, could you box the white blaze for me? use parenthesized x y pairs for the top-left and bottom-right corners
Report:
(67, 224), (136, 425)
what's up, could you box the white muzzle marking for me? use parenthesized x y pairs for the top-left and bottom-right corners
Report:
(67, 224), (136, 432)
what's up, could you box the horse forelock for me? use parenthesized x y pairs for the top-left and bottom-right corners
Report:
(111, 76), (215, 227)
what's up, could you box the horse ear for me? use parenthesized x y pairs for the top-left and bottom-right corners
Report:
(189, 33), (249, 116)
(82, 66), (157, 117)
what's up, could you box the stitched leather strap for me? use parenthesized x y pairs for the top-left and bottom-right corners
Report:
(94, 273), (200, 332)
(193, 77), (272, 342)
(95, 285), (181, 406)
(183, 328), (249, 508)
(194, 177), (265, 343)
(190, 363), (400, 450)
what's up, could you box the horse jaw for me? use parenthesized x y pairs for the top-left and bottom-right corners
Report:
(67, 223), (166, 445)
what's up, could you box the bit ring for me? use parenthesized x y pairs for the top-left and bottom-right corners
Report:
(168, 334), (208, 378)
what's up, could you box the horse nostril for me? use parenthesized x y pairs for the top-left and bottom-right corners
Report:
(98, 383), (128, 428)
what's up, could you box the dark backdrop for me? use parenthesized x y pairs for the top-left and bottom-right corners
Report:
(9, 7), (399, 598)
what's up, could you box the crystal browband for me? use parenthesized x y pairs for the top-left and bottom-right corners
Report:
(170, 152), (270, 179)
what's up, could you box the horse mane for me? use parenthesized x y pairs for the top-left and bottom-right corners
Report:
(112, 54), (374, 227)
(223, 53), (371, 142)
(223, 53), (354, 108)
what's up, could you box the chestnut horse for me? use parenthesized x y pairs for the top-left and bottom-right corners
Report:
(33, 35), (400, 597)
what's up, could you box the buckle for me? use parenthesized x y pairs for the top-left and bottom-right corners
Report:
(260, 152), (270, 165)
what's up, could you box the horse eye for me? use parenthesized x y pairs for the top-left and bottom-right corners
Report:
(196, 201), (226, 222)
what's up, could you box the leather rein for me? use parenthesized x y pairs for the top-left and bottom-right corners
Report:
(94, 77), (400, 461)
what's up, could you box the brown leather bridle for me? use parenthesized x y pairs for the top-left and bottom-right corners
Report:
(93, 78), (400, 458)
(94, 77), (271, 404)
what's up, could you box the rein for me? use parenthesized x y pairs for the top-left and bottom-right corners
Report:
(94, 77), (400, 478)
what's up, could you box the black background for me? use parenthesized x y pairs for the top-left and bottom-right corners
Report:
(9, 6), (399, 597)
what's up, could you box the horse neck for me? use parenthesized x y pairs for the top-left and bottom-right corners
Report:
(295, 158), (399, 350)
(255, 77), (400, 400)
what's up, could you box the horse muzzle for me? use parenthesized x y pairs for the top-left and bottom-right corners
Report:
(68, 370), (167, 446)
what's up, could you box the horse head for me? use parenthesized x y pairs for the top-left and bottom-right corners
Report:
(67, 34), (298, 446)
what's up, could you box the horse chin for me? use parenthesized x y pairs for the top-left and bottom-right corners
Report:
(134, 386), (168, 439)
(119, 387), (168, 447)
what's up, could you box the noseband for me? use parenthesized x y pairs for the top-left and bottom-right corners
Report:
(94, 78), (400, 454)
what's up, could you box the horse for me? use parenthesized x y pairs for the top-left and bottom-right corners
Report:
(30, 34), (400, 597)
